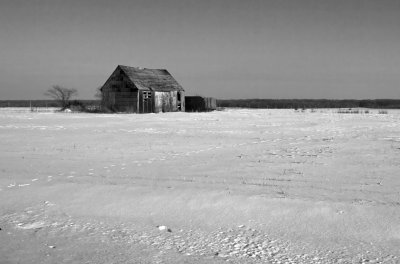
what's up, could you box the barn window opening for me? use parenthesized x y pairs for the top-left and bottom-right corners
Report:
(143, 91), (152, 101)
(177, 92), (181, 101)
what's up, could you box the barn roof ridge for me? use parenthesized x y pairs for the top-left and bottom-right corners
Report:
(117, 64), (167, 71)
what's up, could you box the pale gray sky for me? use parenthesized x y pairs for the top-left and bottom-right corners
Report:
(1, 0), (399, 99)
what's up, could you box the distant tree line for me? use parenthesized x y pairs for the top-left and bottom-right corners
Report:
(3, 98), (400, 109)
(217, 99), (400, 109)
(0, 100), (100, 108)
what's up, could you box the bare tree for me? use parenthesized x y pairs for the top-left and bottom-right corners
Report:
(44, 85), (78, 108)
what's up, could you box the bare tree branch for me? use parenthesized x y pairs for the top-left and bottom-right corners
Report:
(44, 85), (78, 108)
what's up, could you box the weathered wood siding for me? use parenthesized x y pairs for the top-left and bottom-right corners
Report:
(152, 91), (185, 113)
(154, 91), (176, 113)
(178, 91), (185, 112)
(101, 69), (138, 112)
(206, 97), (217, 110)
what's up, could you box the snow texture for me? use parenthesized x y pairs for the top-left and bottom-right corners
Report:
(0, 108), (399, 263)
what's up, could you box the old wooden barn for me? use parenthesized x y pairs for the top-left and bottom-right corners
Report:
(100, 65), (185, 113)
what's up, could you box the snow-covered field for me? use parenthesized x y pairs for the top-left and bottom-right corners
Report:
(1, 108), (399, 264)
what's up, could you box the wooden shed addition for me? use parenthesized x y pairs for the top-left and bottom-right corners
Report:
(100, 65), (185, 113)
(185, 96), (217, 112)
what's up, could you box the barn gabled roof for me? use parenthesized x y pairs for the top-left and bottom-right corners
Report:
(118, 65), (184, 92)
